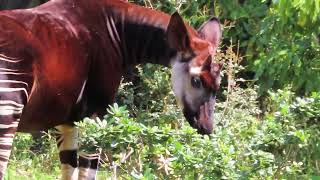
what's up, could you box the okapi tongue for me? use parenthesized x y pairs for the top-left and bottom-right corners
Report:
(198, 101), (213, 134)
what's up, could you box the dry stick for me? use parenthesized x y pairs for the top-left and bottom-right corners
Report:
(143, 0), (153, 9)
(143, 0), (148, 8)
(138, 153), (142, 172)
(147, 0), (153, 9)
(273, 144), (294, 179)
(120, 147), (134, 163)
(223, 41), (234, 114)
(223, 40), (244, 115)
(112, 162), (117, 180)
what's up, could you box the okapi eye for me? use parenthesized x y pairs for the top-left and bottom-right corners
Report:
(191, 76), (202, 89)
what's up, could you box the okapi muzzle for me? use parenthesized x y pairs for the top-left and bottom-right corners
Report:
(183, 95), (216, 135)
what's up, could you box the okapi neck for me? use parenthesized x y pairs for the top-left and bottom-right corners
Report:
(101, 0), (176, 67)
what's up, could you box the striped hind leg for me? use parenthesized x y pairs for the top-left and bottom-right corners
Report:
(78, 152), (101, 180)
(55, 125), (78, 180)
(0, 95), (24, 179)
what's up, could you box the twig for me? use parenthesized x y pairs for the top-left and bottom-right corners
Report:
(120, 147), (134, 163)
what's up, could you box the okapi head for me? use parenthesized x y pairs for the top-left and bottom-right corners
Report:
(167, 13), (222, 135)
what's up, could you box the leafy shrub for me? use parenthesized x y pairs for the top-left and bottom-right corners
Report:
(76, 86), (320, 179)
(117, 64), (183, 128)
(218, 0), (320, 94)
(77, 45), (320, 179)
(76, 42), (319, 178)
(7, 132), (59, 179)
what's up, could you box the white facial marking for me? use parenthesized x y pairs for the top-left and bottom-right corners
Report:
(171, 59), (187, 107)
(189, 66), (202, 75)
(171, 57), (207, 112)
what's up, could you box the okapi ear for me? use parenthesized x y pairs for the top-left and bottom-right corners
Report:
(198, 17), (221, 49)
(166, 12), (190, 51)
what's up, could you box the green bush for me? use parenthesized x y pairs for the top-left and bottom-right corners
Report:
(77, 48), (320, 178)
(76, 86), (320, 179)
(7, 132), (59, 179)
(218, 0), (320, 94)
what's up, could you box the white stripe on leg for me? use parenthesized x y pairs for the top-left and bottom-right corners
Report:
(55, 125), (78, 151)
(61, 164), (78, 180)
(0, 99), (23, 178)
(55, 125), (78, 180)
(78, 152), (100, 180)
(78, 168), (98, 180)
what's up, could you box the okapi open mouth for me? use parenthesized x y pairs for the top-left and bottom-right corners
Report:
(182, 97), (215, 135)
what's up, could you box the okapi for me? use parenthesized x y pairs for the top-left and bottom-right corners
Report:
(0, 0), (222, 179)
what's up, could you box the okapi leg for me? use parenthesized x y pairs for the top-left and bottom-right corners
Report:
(55, 125), (78, 180)
(0, 96), (24, 178)
(78, 152), (100, 180)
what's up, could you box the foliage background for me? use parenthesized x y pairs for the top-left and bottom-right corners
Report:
(1, 0), (319, 179)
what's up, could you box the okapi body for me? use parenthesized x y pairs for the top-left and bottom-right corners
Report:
(0, 0), (222, 179)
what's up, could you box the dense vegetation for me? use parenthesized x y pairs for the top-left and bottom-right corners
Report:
(3, 0), (320, 179)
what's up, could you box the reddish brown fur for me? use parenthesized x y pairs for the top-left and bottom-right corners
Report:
(188, 33), (221, 91)
(0, 0), (221, 133)
(0, 1), (222, 178)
